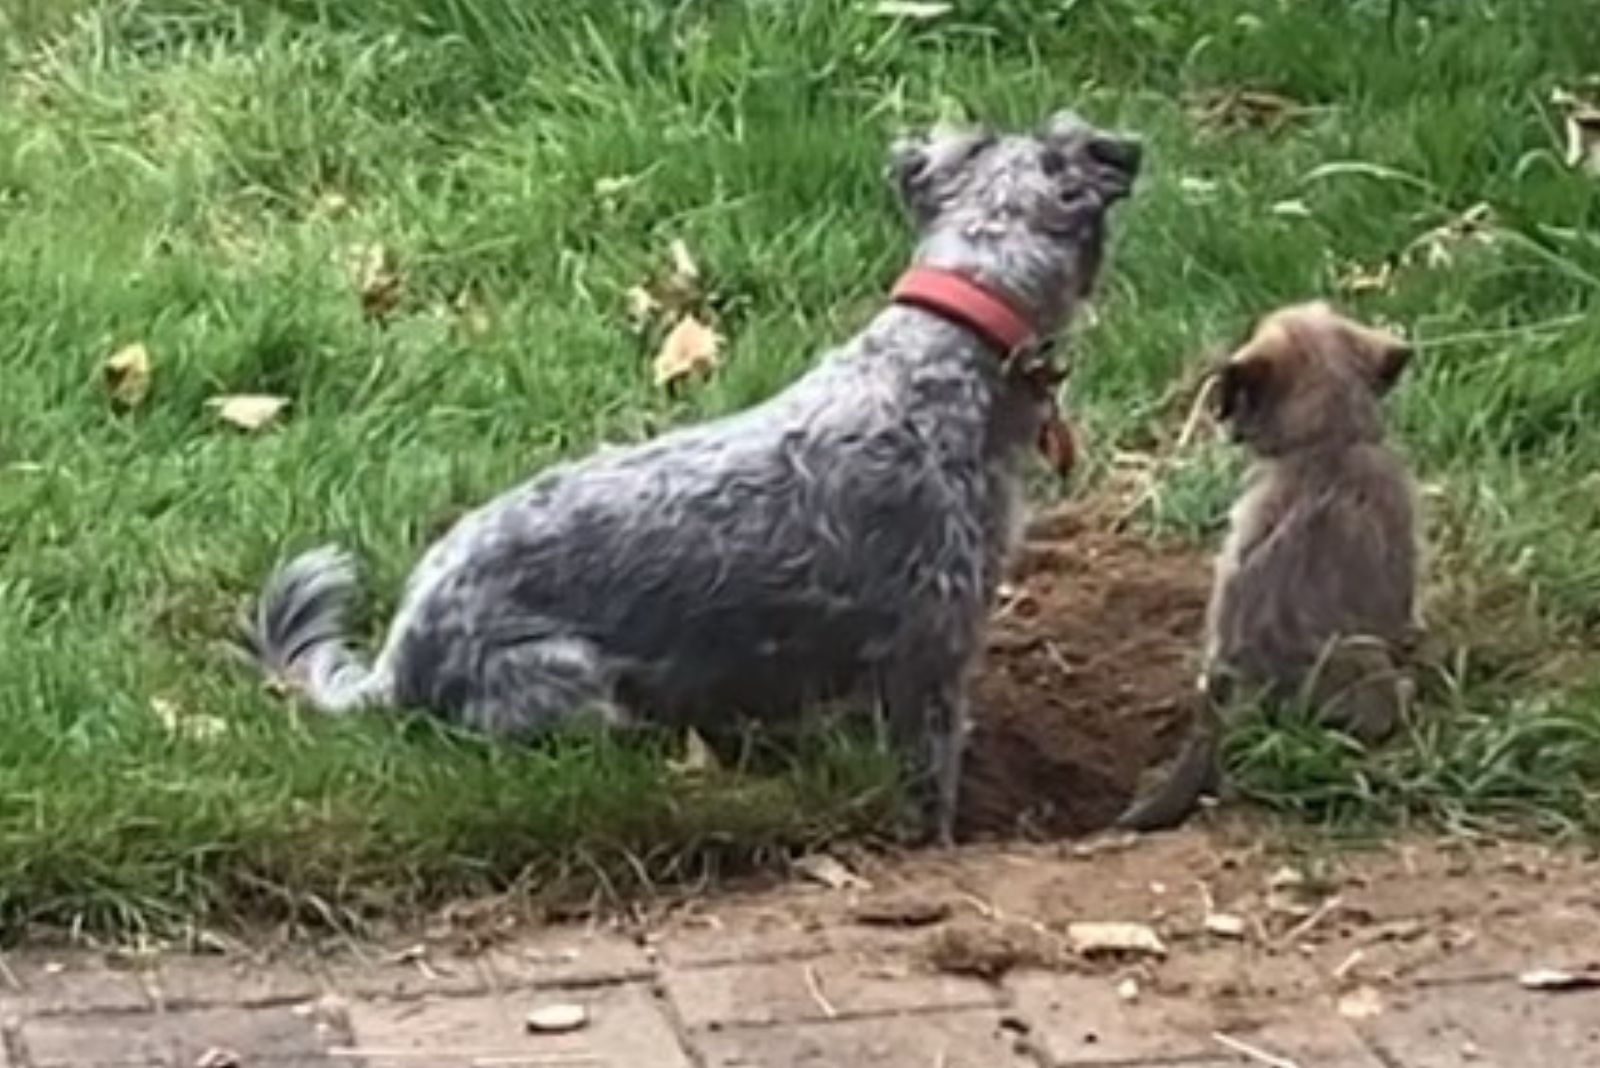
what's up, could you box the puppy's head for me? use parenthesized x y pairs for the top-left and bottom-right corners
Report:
(1213, 302), (1412, 456)
(888, 110), (1142, 327)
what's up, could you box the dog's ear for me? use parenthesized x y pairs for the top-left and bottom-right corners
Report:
(1215, 355), (1275, 423)
(887, 134), (934, 209)
(1039, 109), (1142, 203)
(888, 124), (995, 220)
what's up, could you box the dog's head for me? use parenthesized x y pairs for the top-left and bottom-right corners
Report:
(889, 110), (1142, 331)
(1213, 301), (1413, 457)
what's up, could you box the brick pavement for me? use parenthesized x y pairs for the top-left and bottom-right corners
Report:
(3, 840), (1598, 1068)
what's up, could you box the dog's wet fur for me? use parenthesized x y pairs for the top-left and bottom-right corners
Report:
(1117, 302), (1421, 832)
(249, 110), (1142, 843)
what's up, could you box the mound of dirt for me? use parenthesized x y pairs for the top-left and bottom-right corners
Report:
(957, 505), (1210, 841)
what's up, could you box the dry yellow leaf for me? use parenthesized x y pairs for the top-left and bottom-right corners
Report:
(668, 727), (721, 776)
(150, 697), (228, 742)
(344, 242), (403, 321)
(652, 314), (723, 389)
(209, 394), (289, 432)
(1553, 88), (1600, 176)
(668, 238), (700, 288)
(104, 342), (152, 409)
(625, 285), (663, 327)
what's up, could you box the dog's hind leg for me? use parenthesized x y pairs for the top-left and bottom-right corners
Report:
(454, 635), (629, 738)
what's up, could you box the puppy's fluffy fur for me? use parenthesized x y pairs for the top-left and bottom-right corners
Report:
(1118, 302), (1421, 831)
(250, 110), (1143, 842)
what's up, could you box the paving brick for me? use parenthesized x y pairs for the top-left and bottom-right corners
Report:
(692, 1008), (1033, 1068)
(343, 982), (691, 1068)
(1356, 981), (1600, 1068)
(141, 955), (321, 1010)
(665, 955), (1000, 1030)
(315, 947), (490, 1000)
(1007, 970), (1381, 1067)
(1006, 970), (1220, 1064)
(2, 955), (149, 1016)
(479, 931), (655, 990)
(21, 1005), (331, 1067)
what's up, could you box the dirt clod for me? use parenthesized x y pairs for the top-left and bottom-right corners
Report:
(921, 918), (1067, 980)
(850, 894), (953, 929)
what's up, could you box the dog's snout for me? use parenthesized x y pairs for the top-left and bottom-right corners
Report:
(1088, 135), (1142, 180)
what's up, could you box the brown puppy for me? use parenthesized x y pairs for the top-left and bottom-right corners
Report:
(1117, 302), (1421, 831)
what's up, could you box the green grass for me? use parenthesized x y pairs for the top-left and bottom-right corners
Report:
(2, 0), (1599, 938)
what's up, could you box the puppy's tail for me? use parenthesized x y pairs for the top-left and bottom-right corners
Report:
(247, 545), (391, 713)
(1114, 695), (1224, 833)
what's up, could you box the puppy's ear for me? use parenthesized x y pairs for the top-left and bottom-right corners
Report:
(1339, 318), (1413, 396)
(1215, 355), (1274, 423)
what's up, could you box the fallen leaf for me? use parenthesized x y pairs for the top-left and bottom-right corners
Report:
(652, 314), (723, 389)
(1187, 88), (1313, 134)
(451, 288), (491, 338)
(625, 285), (664, 329)
(668, 238), (700, 290)
(1204, 913), (1248, 940)
(344, 242), (404, 321)
(1337, 984), (1385, 1019)
(1067, 921), (1168, 959)
(150, 697), (228, 742)
(104, 342), (153, 410)
(871, 1), (953, 18)
(793, 853), (870, 892)
(194, 1047), (242, 1068)
(525, 1002), (589, 1034)
(1518, 967), (1600, 991)
(668, 727), (720, 776)
(1403, 202), (1495, 271)
(593, 174), (640, 199)
(1552, 88), (1600, 175)
(1337, 259), (1396, 296)
(209, 394), (289, 432)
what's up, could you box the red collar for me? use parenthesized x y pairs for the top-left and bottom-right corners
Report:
(891, 266), (1038, 355)
(889, 266), (1078, 479)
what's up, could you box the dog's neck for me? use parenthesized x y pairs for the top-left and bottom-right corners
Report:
(879, 265), (1077, 478)
(890, 267), (1040, 357)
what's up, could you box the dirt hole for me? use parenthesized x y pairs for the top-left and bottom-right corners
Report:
(957, 503), (1210, 840)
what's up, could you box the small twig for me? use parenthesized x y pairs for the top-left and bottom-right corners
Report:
(1213, 1031), (1303, 1068)
(1175, 373), (1219, 451)
(1333, 947), (1366, 981)
(0, 951), (20, 991)
(1276, 895), (1343, 948)
(957, 890), (1000, 920)
(804, 964), (838, 1018)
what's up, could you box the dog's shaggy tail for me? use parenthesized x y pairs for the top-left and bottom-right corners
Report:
(247, 546), (391, 713)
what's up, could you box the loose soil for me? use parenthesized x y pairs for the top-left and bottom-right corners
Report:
(957, 503), (1211, 841)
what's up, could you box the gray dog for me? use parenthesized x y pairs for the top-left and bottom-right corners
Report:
(249, 110), (1142, 842)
